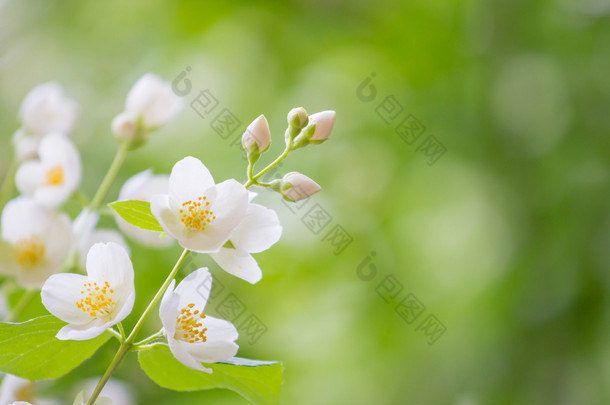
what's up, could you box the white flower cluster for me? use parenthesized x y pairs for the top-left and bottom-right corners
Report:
(0, 72), (336, 395)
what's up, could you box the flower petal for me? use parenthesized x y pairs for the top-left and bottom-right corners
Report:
(1, 197), (53, 244)
(41, 273), (92, 325)
(56, 322), (108, 341)
(210, 248), (262, 284)
(230, 203), (281, 254)
(15, 160), (44, 196)
(150, 194), (186, 242)
(78, 229), (128, 269)
(34, 134), (82, 208)
(159, 279), (179, 337)
(184, 179), (248, 253)
(168, 337), (212, 373)
(112, 290), (135, 325)
(86, 242), (134, 291)
(41, 211), (73, 266)
(174, 267), (212, 310)
(85, 243), (135, 315)
(126, 73), (161, 114)
(168, 157), (215, 202)
(187, 316), (239, 363)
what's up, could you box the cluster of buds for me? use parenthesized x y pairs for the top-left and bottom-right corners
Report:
(241, 107), (335, 202)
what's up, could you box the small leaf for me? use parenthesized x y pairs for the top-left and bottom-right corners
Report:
(0, 316), (111, 380)
(109, 200), (164, 232)
(138, 346), (283, 405)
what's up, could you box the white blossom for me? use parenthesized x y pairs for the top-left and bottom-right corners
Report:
(41, 242), (135, 340)
(159, 268), (238, 372)
(0, 197), (72, 288)
(211, 200), (281, 284)
(18, 81), (78, 136)
(112, 73), (183, 138)
(15, 134), (82, 208)
(150, 157), (249, 253)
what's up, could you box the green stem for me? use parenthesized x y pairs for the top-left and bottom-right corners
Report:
(89, 141), (130, 211)
(117, 322), (126, 340)
(134, 329), (164, 346)
(72, 191), (90, 207)
(86, 248), (191, 405)
(6, 290), (36, 322)
(125, 248), (190, 344)
(244, 144), (291, 188)
(107, 328), (123, 342)
(247, 161), (254, 183)
(0, 156), (18, 208)
(86, 342), (131, 405)
(133, 342), (167, 351)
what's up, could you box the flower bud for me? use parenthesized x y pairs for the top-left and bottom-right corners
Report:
(280, 172), (321, 201)
(242, 115), (271, 154)
(308, 110), (336, 142)
(123, 73), (184, 130)
(18, 81), (78, 136)
(287, 107), (308, 130)
(111, 112), (137, 141)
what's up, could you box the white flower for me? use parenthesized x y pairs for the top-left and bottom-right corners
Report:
(242, 115), (271, 153)
(12, 130), (42, 162)
(115, 170), (172, 248)
(279, 172), (321, 201)
(15, 133), (82, 208)
(210, 200), (281, 284)
(0, 197), (72, 288)
(0, 374), (60, 405)
(41, 242), (135, 340)
(159, 268), (238, 372)
(18, 81), (78, 136)
(150, 157), (249, 253)
(308, 110), (336, 141)
(114, 73), (184, 135)
(0, 375), (34, 405)
(111, 112), (138, 141)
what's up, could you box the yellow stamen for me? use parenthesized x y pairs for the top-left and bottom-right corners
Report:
(14, 236), (45, 268)
(175, 303), (207, 344)
(43, 165), (65, 186)
(75, 281), (115, 319)
(180, 196), (215, 231)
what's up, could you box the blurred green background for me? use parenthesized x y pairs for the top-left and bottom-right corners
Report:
(1, 0), (609, 404)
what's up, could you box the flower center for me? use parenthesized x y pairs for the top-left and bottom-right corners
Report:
(179, 196), (216, 231)
(15, 381), (35, 402)
(175, 303), (207, 343)
(43, 165), (64, 186)
(14, 236), (45, 268)
(76, 281), (116, 318)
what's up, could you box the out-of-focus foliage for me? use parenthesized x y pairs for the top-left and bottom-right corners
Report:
(0, 0), (608, 404)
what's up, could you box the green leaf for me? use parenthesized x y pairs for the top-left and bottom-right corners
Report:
(108, 200), (164, 232)
(0, 316), (111, 380)
(138, 346), (283, 405)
